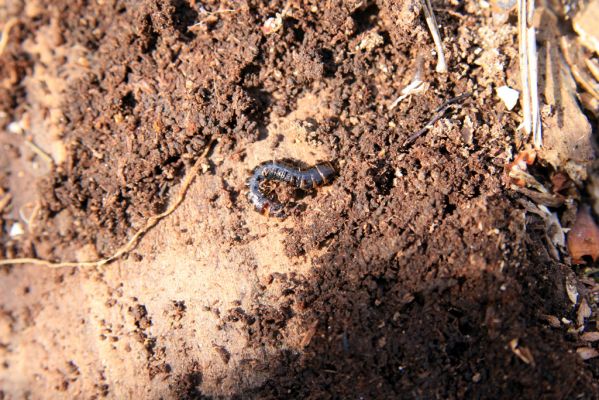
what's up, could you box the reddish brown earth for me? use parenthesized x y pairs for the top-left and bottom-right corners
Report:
(0, 0), (598, 399)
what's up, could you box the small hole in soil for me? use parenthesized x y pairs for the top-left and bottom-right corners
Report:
(444, 203), (456, 216)
(121, 91), (137, 110)
(140, 14), (158, 53)
(373, 167), (394, 196)
(171, 0), (199, 40)
(447, 341), (469, 358)
(351, 3), (380, 34)
(459, 319), (476, 336)
(124, 66), (132, 83)
(320, 48), (337, 76)
(285, 17), (304, 42)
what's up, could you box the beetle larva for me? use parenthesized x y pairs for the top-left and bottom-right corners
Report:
(247, 160), (336, 218)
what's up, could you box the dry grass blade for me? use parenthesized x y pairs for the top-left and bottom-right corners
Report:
(518, 0), (531, 134)
(389, 55), (427, 110)
(24, 140), (55, 166)
(518, 0), (542, 147)
(0, 140), (216, 269)
(420, 0), (447, 73)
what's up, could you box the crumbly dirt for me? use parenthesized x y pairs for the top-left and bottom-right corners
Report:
(1, 0), (598, 399)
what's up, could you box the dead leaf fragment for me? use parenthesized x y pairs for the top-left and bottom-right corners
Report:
(537, 8), (594, 168)
(505, 149), (537, 187)
(300, 321), (319, 348)
(567, 205), (599, 264)
(540, 314), (561, 328)
(565, 278), (579, 306)
(576, 347), (599, 360)
(550, 172), (571, 193)
(577, 298), (592, 327)
(581, 332), (599, 342)
(509, 338), (536, 366)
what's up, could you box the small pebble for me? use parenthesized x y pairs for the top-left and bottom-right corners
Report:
(496, 86), (519, 110)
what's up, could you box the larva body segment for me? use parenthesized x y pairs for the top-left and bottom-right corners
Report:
(247, 160), (337, 218)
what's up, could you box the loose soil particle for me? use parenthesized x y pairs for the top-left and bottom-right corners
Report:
(0, 0), (598, 399)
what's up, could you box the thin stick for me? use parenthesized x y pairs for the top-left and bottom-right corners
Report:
(0, 18), (18, 56)
(403, 92), (471, 146)
(421, 0), (447, 73)
(433, 92), (471, 112)
(0, 140), (216, 269)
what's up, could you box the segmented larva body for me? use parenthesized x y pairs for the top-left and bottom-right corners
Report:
(247, 160), (336, 218)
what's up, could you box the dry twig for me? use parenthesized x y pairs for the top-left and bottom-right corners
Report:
(403, 92), (472, 146)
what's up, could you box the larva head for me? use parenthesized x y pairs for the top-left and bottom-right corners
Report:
(314, 162), (337, 184)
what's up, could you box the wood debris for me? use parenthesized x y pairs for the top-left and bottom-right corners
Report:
(567, 205), (599, 264)
(300, 320), (319, 348)
(536, 6), (594, 175)
(581, 332), (599, 342)
(0, 18), (18, 56)
(565, 277), (579, 306)
(540, 314), (561, 328)
(561, 36), (599, 100)
(576, 298), (591, 328)
(576, 347), (599, 360)
(0, 193), (12, 213)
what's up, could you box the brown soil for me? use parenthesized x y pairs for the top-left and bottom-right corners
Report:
(1, 0), (598, 399)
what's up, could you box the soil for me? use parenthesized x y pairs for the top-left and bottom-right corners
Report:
(1, 0), (598, 399)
